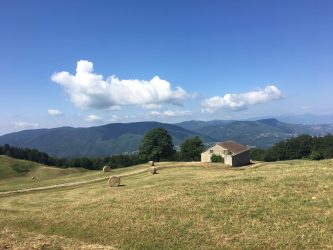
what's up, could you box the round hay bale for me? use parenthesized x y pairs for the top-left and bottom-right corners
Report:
(31, 176), (35, 180)
(108, 176), (120, 187)
(148, 160), (154, 166)
(103, 166), (111, 172)
(148, 167), (157, 174)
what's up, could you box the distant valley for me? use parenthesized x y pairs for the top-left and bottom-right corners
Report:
(0, 119), (333, 158)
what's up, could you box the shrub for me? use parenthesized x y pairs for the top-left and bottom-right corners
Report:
(211, 154), (224, 163)
(310, 151), (323, 161)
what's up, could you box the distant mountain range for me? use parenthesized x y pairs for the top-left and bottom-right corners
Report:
(176, 119), (333, 148)
(0, 122), (213, 158)
(0, 119), (333, 158)
(249, 114), (333, 125)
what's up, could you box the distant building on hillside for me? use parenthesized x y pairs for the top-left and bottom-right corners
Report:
(201, 140), (250, 166)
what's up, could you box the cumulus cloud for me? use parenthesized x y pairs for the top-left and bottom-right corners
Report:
(201, 85), (284, 113)
(51, 60), (189, 109)
(47, 109), (63, 116)
(86, 114), (102, 122)
(150, 109), (192, 117)
(14, 122), (40, 129)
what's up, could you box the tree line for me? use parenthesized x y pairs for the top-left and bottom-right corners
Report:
(250, 134), (333, 161)
(3, 129), (331, 170)
(0, 144), (144, 170)
(0, 128), (205, 170)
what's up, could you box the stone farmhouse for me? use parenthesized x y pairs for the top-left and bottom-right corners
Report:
(201, 140), (250, 166)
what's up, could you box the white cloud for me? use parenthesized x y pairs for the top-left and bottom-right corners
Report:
(202, 85), (284, 113)
(47, 109), (63, 116)
(51, 60), (189, 109)
(150, 111), (161, 116)
(86, 114), (102, 122)
(142, 103), (162, 109)
(109, 115), (119, 123)
(14, 121), (40, 129)
(150, 109), (192, 117)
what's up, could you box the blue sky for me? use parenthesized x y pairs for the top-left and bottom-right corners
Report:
(0, 0), (332, 134)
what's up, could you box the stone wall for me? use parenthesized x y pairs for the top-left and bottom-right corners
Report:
(224, 155), (233, 165)
(230, 150), (251, 166)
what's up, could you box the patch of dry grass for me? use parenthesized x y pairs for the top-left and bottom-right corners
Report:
(0, 227), (115, 249)
(0, 159), (333, 249)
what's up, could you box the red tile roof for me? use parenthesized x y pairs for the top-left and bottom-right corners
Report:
(216, 140), (249, 154)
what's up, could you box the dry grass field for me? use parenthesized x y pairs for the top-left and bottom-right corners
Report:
(0, 155), (333, 249)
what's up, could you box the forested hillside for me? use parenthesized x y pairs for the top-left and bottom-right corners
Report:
(251, 134), (333, 161)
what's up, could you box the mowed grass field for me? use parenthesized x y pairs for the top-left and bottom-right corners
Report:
(0, 155), (333, 249)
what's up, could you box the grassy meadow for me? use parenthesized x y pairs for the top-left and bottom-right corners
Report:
(0, 155), (333, 249)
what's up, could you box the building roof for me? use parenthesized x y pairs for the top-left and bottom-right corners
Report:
(216, 140), (249, 154)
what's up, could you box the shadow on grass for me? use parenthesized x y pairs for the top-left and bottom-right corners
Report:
(230, 162), (256, 170)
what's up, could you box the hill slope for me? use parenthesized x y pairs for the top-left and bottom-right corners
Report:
(0, 155), (40, 179)
(0, 159), (332, 249)
(0, 155), (97, 192)
(0, 122), (213, 157)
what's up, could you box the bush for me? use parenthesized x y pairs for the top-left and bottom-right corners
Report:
(211, 154), (223, 163)
(310, 151), (323, 161)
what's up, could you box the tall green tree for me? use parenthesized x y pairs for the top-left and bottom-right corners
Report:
(139, 128), (174, 161)
(180, 136), (205, 161)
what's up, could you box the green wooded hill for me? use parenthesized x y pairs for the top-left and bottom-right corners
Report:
(0, 122), (213, 158)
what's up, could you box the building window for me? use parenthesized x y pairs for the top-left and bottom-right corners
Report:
(210, 150), (213, 153)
